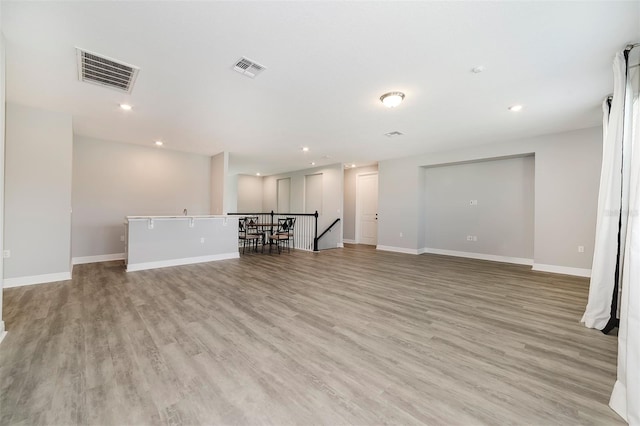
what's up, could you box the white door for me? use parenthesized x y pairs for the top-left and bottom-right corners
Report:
(357, 173), (378, 245)
(305, 173), (323, 215)
(277, 178), (291, 213)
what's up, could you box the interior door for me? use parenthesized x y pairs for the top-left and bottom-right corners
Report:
(357, 173), (378, 245)
(305, 173), (323, 215)
(277, 178), (290, 213)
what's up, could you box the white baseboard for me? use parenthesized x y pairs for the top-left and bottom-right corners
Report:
(421, 247), (534, 266)
(4, 271), (72, 288)
(343, 239), (357, 244)
(337, 243), (344, 248)
(532, 263), (591, 278)
(127, 252), (240, 272)
(380, 247), (589, 277)
(376, 245), (420, 255)
(72, 253), (125, 265)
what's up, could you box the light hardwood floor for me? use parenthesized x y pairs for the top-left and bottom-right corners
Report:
(1, 245), (621, 425)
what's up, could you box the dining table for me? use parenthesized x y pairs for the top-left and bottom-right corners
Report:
(248, 222), (279, 245)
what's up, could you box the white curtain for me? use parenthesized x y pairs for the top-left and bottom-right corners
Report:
(610, 57), (640, 425)
(581, 53), (630, 329)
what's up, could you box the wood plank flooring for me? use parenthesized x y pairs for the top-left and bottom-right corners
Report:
(1, 245), (622, 425)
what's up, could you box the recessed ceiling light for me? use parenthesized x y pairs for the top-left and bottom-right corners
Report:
(302, 147), (309, 152)
(310, 162), (316, 166)
(471, 66), (485, 73)
(380, 92), (405, 108)
(119, 103), (132, 111)
(351, 163), (356, 168)
(508, 105), (523, 112)
(256, 172), (261, 176)
(154, 140), (163, 146)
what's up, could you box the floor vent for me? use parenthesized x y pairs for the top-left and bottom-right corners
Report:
(233, 57), (266, 78)
(76, 48), (140, 93)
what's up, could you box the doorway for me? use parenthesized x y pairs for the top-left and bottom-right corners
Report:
(356, 172), (378, 245)
(277, 178), (290, 213)
(304, 173), (323, 215)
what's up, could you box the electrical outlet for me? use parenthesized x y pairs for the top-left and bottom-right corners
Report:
(467, 235), (473, 241)
(3, 250), (10, 258)
(469, 200), (478, 206)
(578, 245), (585, 253)
(399, 232), (403, 238)
(200, 237), (205, 244)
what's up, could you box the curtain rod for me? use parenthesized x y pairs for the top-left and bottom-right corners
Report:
(626, 43), (640, 68)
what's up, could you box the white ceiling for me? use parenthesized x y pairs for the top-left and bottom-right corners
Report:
(2, 1), (639, 176)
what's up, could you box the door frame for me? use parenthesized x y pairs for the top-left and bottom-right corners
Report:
(355, 171), (378, 244)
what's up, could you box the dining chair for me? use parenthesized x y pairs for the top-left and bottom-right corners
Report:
(269, 218), (291, 254)
(238, 217), (247, 253)
(246, 216), (265, 252)
(239, 217), (262, 253)
(284, 217), (296, 249)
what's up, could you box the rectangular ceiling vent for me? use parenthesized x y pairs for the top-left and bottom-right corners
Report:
(233, 57), (266, 78)
(384, 131), (404, 137)
(76, 48), (140, 93)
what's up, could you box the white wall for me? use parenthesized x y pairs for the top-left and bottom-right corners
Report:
(263, 163), (344, 246)
(423, 156), (534, 261)
(225, 171), (238, 215)
(379, 127), (601, 275)
(0, 27), (6, 338)
(210, 152), (226, 214)
(126, 217), (238, 271)
(72, 136), (211, 260)
(533, 132), (601, 270)
(343, 165), (378, 241)
(237, 175), (264, 212)
(4, 103), (73, 284)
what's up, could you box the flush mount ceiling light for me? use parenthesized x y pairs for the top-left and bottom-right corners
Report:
(154, 140), (163, 146)
(380, 92), (405, 108)
(256, 172), (261, 176)
(119, 103), (132, 111)
(302, 147), (309, 152)
(508, 105), (524, 112)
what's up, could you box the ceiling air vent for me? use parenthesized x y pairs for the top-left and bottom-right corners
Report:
(384, 131), (404, 137)
(233, 57), (266, 78)
(76, 48), (140, 93)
